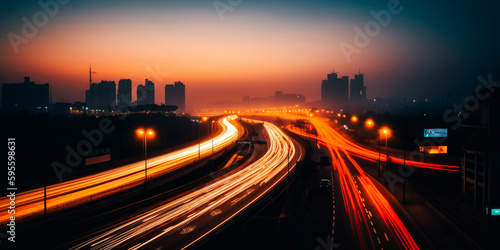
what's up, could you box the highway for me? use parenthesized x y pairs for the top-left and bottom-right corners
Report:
(249, 113), (424, 249)
(68, 119), (304, 250)
(271, 113), (459, 172)
(312, 119), (419, 250)
(0, 115), (240, 226)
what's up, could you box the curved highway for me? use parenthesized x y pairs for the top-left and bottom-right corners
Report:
(69, 119), (304, 250)
(0, 115), (240, 225)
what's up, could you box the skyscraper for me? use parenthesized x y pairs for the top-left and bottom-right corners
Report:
(321, 72), (349, 108)
(350, 72), (366, 102)
(1, 76), (49, 113)
(137, 79), (155, 105)
(117, 79), (132, 108)
(86, 80), (116, 110)
(165, 81), (186, 113)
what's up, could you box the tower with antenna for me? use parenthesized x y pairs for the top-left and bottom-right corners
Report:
(89, 64), (97, 89)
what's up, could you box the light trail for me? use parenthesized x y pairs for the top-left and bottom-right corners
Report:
(0, 116), (241, 226)
(267, 112), (459, 172)
(290, 114), (420, 250)
(70, 119), (303, 250)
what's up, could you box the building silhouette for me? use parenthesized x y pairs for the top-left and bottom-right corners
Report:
(2, 76), (49, 113)
(165, 81), (185, 113)
(137, 79), (155, 105)
(117, 79), (132, 108)
(321, 72), (349, 108)
(350, 72), (366, 102)
(241, 91), (305, 108)
(460, 74), (500, 215)
(85, 80), (116, 110)
(274, 91), (305, 106)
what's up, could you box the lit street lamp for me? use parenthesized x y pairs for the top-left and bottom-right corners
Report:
(211, 120), (215, 154)
(365, 119), (391, 178)
(199, 116), (208, 161)
(380, 127), (391, 179)
(136, 128), (155, 183)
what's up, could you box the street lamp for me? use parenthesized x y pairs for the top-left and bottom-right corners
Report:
(380, 127), (391, 179)
(211, 120), (215, 154)
(365, 119), (387, 178)
(199, 117), (208, 161)
(136, 128), (155, 183)
(381, 127), (390, 156)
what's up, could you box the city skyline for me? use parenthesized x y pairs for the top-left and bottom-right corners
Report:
(1, 1), (500, 249)
(1, 1), (498, 109)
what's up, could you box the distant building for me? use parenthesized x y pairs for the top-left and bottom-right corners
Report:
(137, 79), (155, 105)
(241, 91), (305, 108)
(2, 76), (49, 113)
(165, 81), (185, 113)
(117, 79), (132, 108)
(321, 72), (349, 108)
(86, 80), (116, 110)
(350, 72), (366, 102)
(460, 74), (500, 215)
(52, 102), (72, 116)
(274, 91), (305, 106)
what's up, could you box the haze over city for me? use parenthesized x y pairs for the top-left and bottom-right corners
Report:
(1, 0), (498, 110)
(1, 1), (500, 249)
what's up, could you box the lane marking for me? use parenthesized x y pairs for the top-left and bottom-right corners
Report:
(90, 237), (110, 247)
(180, 225), (196, 235)
(142, 214), (158, 222)
(129, 243), (143, 250)
(384, 232), (389, 241)
(210, 209), (222, 217)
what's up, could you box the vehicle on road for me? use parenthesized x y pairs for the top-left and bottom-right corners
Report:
(319, 178), (331, 188)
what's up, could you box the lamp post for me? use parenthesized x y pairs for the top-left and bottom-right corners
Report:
(199, 116), (208, 161)
(381, 127), (390, 180)
(365, 119), (381, 177)
(136, 128), (155, 183)
(365, 119), (390, 178)
(211, 120), (215, 154)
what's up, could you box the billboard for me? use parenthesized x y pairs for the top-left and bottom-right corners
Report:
(424, 128), (448, 138)
(419, 146), (448, 154)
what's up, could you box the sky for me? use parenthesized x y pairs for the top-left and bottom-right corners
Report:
(0, 0), (499, 110)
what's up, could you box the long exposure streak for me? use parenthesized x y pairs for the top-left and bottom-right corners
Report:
(70, 119), (303, 249)
(0, 116), (241, 225)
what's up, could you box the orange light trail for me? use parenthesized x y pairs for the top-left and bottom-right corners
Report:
(279, 113), (458, 172)
(314, 117), (419, 250)
(0, 116), (241, 226)
(249, 112), (446, 249)
(69, 119), (304, 249)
